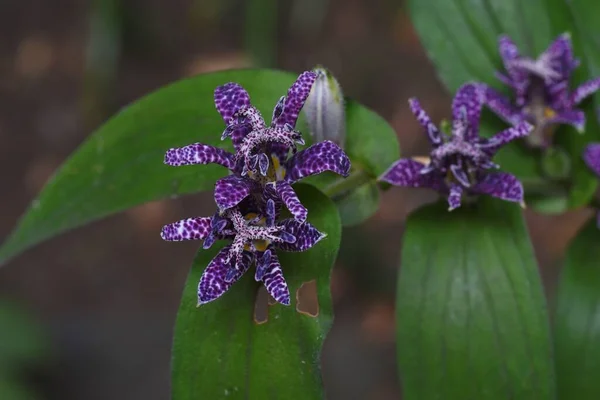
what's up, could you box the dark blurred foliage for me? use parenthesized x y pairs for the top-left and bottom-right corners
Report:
(0, 0), (592, 399)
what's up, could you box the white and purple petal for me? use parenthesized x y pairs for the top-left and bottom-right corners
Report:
(214, 82), (251, 123)
(583, 143), (600, 177)
(259, 252), (290, 306)
(547, 110), (586, 132)
(378, 158), (444, 190)
(284, 140), (350, 184)
(447, 184), (464, 211)
(197, 246), (253, 305)
(214, 175), (253, 211)
(408, 98), (442, 146)
(497, 35), (530, 105)
(273, 71), (317, 128)
(479, 121), (533, 156)
(571, 77), (600, 106)
(274, 181), (308, 223)
(164, 143), (235, 169)
(451, 83), (485, 140)
(540, 33), (577, 82)
(160, 216), (212, 241)
(275, 219), (326, 252)
(472, 172), (524, 205)
(483, 86), (524, 126)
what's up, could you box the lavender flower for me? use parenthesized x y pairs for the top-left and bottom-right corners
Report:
(164, 72), (350, 222)
(160, 199), (326, 305)
(583, 143), (600, 227)
(379, 83), (532, 211)
(484, 33), (600, 148)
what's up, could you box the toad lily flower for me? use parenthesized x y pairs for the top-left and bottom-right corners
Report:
(164, 71), (350, 222)
(160, 200), (326, 306)
(379, 83), (532, 211)
(583, 143), (600, 227)
(484, 33), (600, 148)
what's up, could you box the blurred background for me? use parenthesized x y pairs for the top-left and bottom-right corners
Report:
(0, 0), (594, 399)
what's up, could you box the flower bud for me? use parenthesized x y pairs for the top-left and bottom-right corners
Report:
(303, 66), (346, 148)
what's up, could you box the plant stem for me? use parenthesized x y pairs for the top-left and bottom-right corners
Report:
(322, 169), (372, 199)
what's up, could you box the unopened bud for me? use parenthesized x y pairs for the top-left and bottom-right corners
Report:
(303, 66), (346, 148)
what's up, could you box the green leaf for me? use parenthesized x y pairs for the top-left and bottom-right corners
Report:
(396, 198), (555, 399)
(0, 69), (397, 265)
(171, 184), (340, 399)
(554, 217), (600, 399)
(407, 0), (598, 211)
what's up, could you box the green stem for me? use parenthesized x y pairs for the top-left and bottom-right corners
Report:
(322, 169), (372, 199)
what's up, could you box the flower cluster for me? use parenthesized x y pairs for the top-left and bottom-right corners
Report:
(379, 83), (531, 210)
(161, 72), (351, 305)
(379, 33), (600, 211)
(485, 33), (600, 148)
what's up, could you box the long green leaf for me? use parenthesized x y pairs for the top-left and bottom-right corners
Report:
(396, 198), (555, 399)
(408, 0), (598, 210)
(171, 184), (340, 399)
(554, 217), (600, 399)
(0, 69), (398, 265)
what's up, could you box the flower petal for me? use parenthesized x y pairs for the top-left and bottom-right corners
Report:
(483, 86), (523, 126)
(547, 110), (585, 132)
(197, 246), (253, 305)
(571, 77), (600, 106)
(472, 172), (524, 204)
(214, 175), (253, 211)
(273, 71), (317, 128)
(583, 143), (600, 176)
(408, 98), (442, 146)
(479, 121), (533, 156)
(164, 143), (235, 169)
(497, 35), (529, 105)
(284, 141), (350, 184)
(275, 219), (326, 252)
(541, 33), (578, 81)
(214, 83), (251, 123)
(275, 181), (308, 222)
(160, 217), (211, 241)
(451, 83), (485, 140)
(260, 252), (290, 306)
(447, 184), (463, 211)
(378, 159), (443, 190)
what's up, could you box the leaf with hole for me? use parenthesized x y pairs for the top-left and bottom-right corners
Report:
(170, 184), (340, 400)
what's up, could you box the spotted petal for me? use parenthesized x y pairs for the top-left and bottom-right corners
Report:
(197, 246), (253, 305)
(472, 172), (524, 205)
(275, 219), (326, 252)
(479, 121), (533, 156)
(378, 159), (443, 190)
(284, 141), (350, 184)
(497, 35), (529, 105)
(160, 217), (211, 241)
(571, 77), (600, 106)
(583, 143), (600, 176)
(273, 71), (317, 128)
(483, 86), (523, 126)
(408, 98), (442, 146)
(451, 83), (485, 140)
(447, 184), (464, 211)
(164, 143), (235, 169)
(274, 181), (308, 222)
(547, 110), (585, 132)
(214, 83), (251, 122)
(259, 252), (290, 306)
(541, 33), (578, 82)
(214, 175), (253, 211)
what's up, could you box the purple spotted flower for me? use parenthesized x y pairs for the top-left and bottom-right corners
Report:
(164, 71), (350, 222)
(379, 83), (532, 211)
(484, 33), (600, 148)
(583, 143), (600, 227)
(160, 199), (326, 305)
